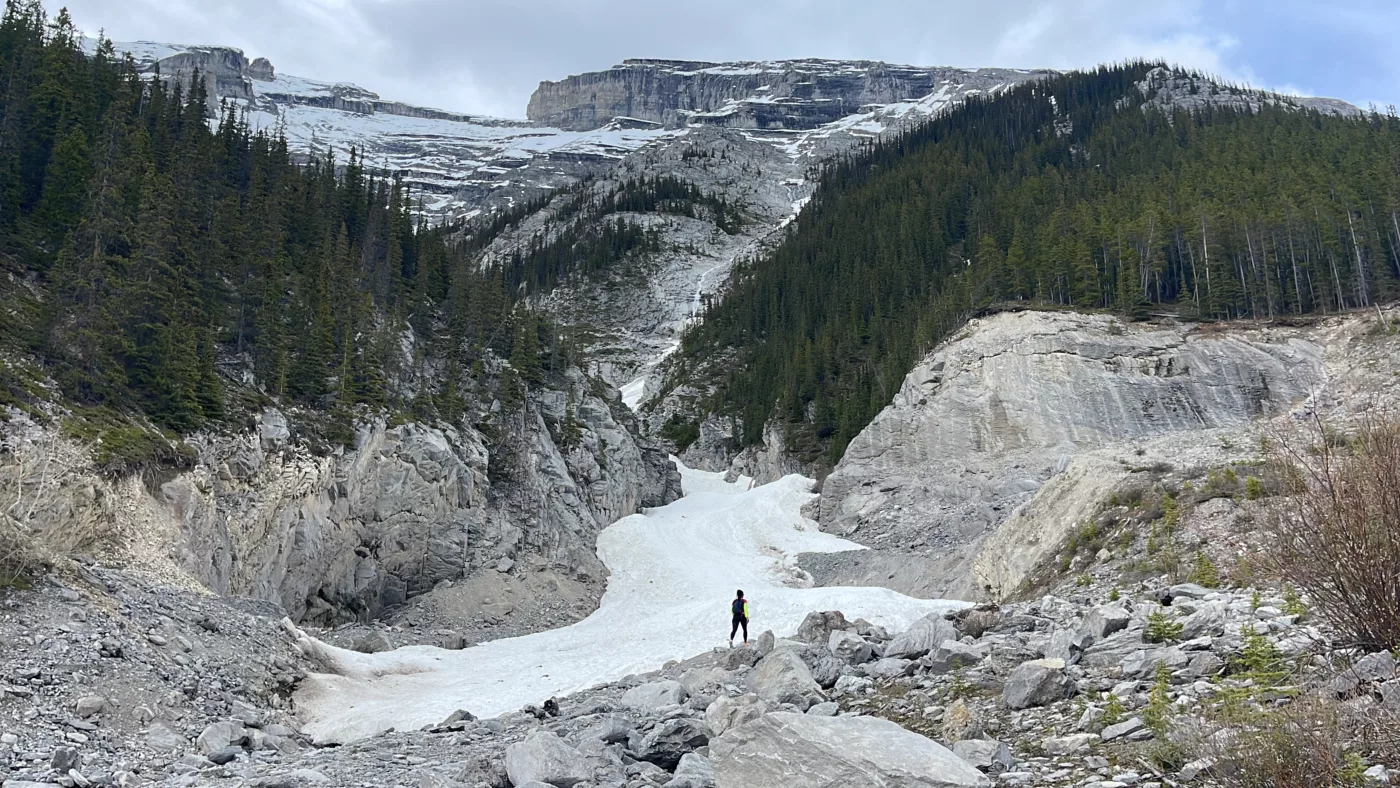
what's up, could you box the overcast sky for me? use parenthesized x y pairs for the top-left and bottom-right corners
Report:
(64, 0), (1398, 119)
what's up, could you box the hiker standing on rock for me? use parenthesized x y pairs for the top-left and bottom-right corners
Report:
(730, 589), (749, 647)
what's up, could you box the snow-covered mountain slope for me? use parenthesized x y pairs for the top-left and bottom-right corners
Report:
(285, 460), (967, 743)
(92, 40), (680, 220)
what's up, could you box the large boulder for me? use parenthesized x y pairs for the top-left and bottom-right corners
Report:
(622, 680), (688, 710)
(867, 657), (916, 679)
(1120, 647), (1189, 679)
(664, 753), (716, 788)
(1002, 659), (1073, 710)
(712, 712), (990, 787)
(704, 694), (769, 737)
(922, 641), (987, 673)
(950, 740), (1014, 775)
(719, 646), (762, 670)
(796, 611), (851, 644)
(886, 614), (959, 660)
(196, 721), (249, 756)
(828, 630), (873, 664)
(1079, 605), (1131, 642)
(636, 719), (710, 770)
(504, 731), (592, 787)
(1178, 602), (1230, 640)
(747, 650), (824, 710)
(1332, 651), (1397, 699)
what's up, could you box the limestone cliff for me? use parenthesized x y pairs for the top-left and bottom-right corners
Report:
(3, 370), (679, 628)
(812, 308), (1400, 600)
(528, 59), (1052, 131)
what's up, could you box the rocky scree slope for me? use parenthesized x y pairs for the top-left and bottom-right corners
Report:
(804, 307), (1400, 602)
(5, 548), (1396, 787)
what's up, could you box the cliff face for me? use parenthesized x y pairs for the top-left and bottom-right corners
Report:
(6, 370), (679, 627)
(527, 59), (1053, 130)
(814, 308), (1399, 600)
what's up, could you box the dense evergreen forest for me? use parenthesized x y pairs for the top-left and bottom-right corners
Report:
(0, 2), (598, 466)
(678, 63), (1400, 463)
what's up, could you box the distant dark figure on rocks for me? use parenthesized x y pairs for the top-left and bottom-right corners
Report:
(730, 589), (750, 647)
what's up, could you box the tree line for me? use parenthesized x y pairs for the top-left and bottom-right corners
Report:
(0, 2), (599, 458)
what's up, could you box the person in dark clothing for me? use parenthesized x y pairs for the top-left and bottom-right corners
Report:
(729, 589), (749, 646)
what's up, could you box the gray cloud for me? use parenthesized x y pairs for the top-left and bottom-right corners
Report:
(62, 0), (1379, 118)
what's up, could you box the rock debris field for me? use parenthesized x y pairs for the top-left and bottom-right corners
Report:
(4, 462), (1399, 787)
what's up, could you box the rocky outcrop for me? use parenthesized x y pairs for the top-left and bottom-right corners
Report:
(8, 370), (677, 626)
(815, 308), (1399, 600)
(153, 47), (257, 102)
(528, 59), (1052, 131)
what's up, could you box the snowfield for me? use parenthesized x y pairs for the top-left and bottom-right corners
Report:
(285, 462), (968, 743)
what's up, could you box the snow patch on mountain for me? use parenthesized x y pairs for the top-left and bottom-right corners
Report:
(286, 461), (966, 743)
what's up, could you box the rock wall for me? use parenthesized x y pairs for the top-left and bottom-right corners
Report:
(816, 309), (1398, 600)
(154, 47), (257, 103)
(527, 59), (1051, 131)
(9, 372), (678, 626)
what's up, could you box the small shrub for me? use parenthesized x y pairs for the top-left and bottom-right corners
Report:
(1188, 550), (1222, 588)
(1282, 585), (1308, 619)
(1143, 662), (1174, 735)
(1101, 692), (1127, 727)
(1265, 416), (1400, 650)
(1244, 476), (1264, 500)
(1108, 587), (1121, 602)
(1146, 610), (1184, 643)
(1192, 694), (1382, 788)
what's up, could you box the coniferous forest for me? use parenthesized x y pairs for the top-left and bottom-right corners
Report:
(677, 63), (1400, 463)
(0, 3), (677, 468)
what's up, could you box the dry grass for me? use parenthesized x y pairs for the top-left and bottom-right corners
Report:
(1264, 414), (1400, 651)
(1187, 693), (1397, 788)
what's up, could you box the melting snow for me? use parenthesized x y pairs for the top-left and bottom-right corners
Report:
(285, 461), (967, 743)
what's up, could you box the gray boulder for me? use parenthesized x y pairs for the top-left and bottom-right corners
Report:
(805, 652), (845, 689)
(806, 702), (839, 716)
(1002, 659), (1073, 710)
(1332, 651), (1397, 698)
(664, 753), (716, 788)
(755, 630), (776, 655)
(637, 719), (710, 770)
(1121, 647), (1189, 679)
(1178, 603), (1229, 640)
(144, 723), (186, 751)
(796, 611), (851, 645)
(867, 657), (916, 679)
(1168, 583), (1213, 600)
(719, 646), (762, 670)
(352, 631), (394, 654)
(704, 694), (769, 737)
(197, 721), (249, 756)
(886, 614), (959, 660)
(828, 630), (873, 664)
(1045, 628), (1091, 665)
(922, 641), (987, 673)
(950, 739), (1014, 775)
(1080, 630), (1146, 669)
(622, 679), (688, 710)
(712, 712), (990, 787)
(748, 649), (824, 710)
(1079, 605), (1131, 642)
(504, 731), (591, 788)
(1100, 717), (1146, 742)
